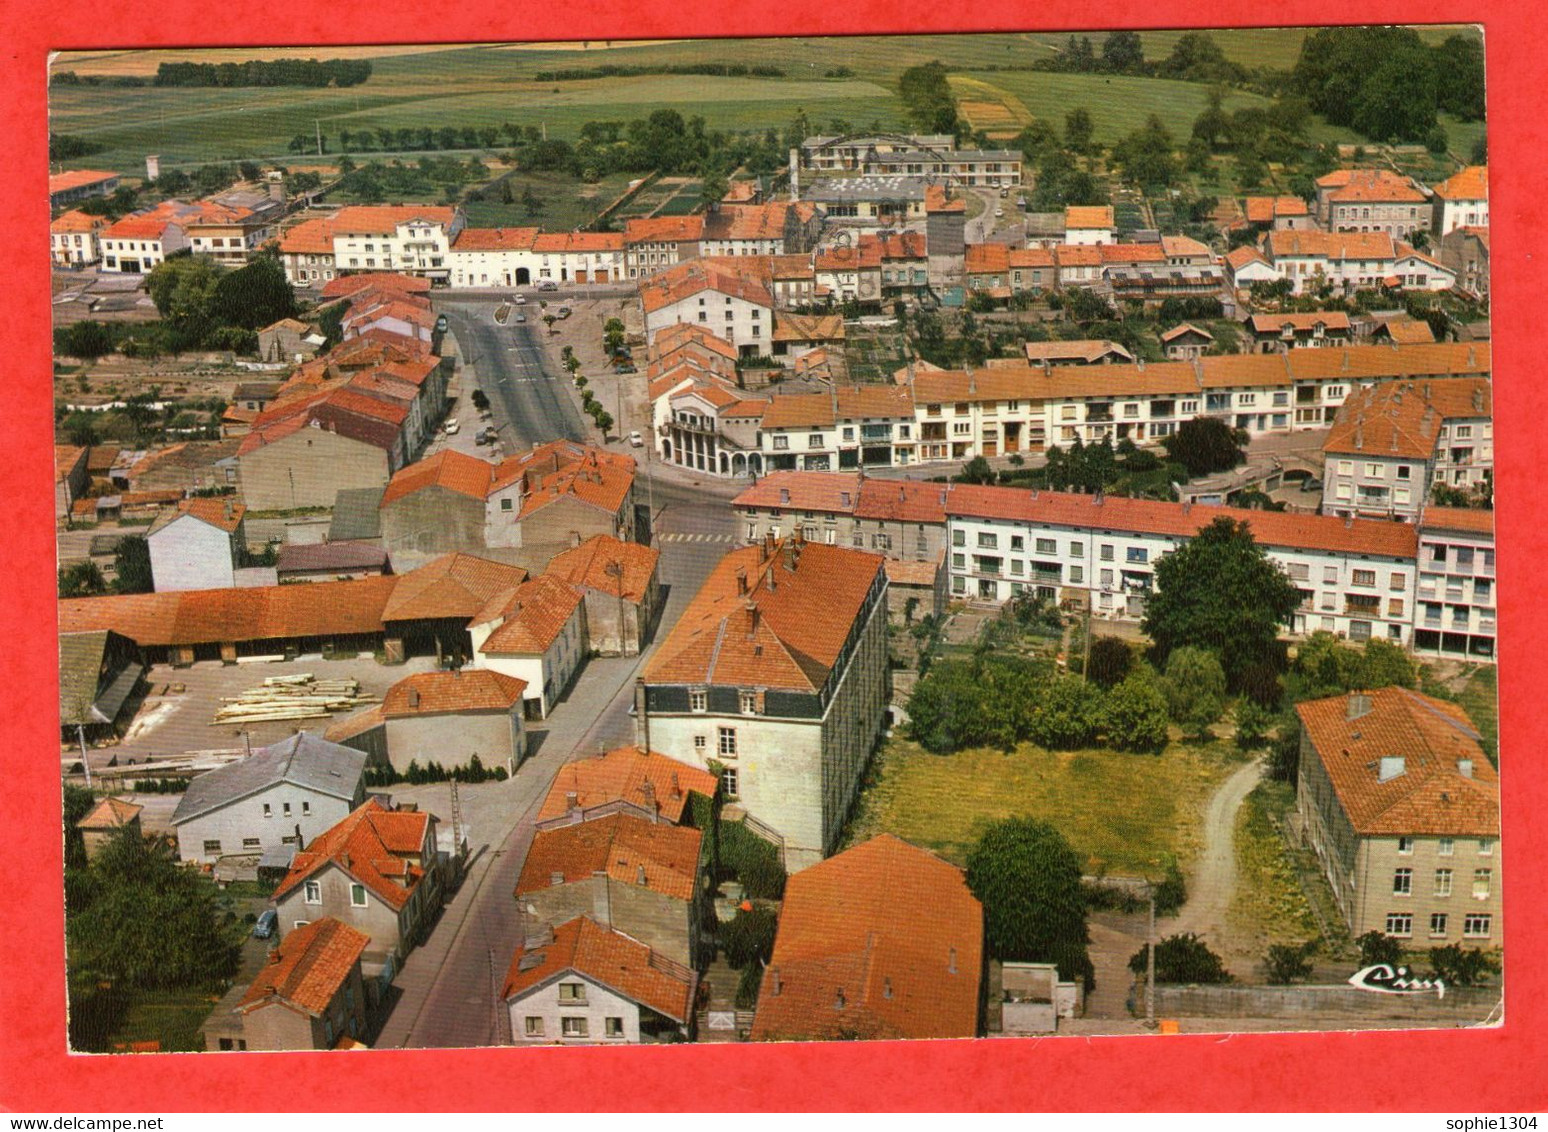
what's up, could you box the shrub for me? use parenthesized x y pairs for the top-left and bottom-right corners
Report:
(1163, 646), (1227, 737)
(1427, 944), (1499, 987)
(1152, 861), (1186, 916)
(1129, 933), (1231, 984)
(1234, 700), (1274, 750)
(1355, 929), (1403, 969)
(1101, 674), (1170, 753)
(734, 961), (764, 1009)
(1265, 941), (1317, 984)
(1086, 637), (1133, 689)
(719, 821), (786, 899)
(1027, 677), (1102, 749)
(720, 905), (778, 969)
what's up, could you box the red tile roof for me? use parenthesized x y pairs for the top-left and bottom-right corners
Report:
(274, 799), (433, 912)
(1245, 195), (1310, 222)
(1226, 245), (1271, 272)
(643, 540), (884, 692)
(1324, 377), (1491, 459)
(1318, 168), (1428, 203)
(501, 916), (694, 1023)
(640, 259), (773, 314)
(279, 215), (339, 256)
(381, 553), (529, 623)
(856, 478), (953, 524)
(751, 835), (982, 1042)
(1065, 205), (1115, 229)
(733, 470), (862, 514)
(330, 205), (457, 235)
(1419, 506), (1493, 536)
(77, 797), (142, 830)
(51, 209), (109, 234)
(382, 669), (527, 717)
(489, 444), (636, 521)
(320, 272), (432, 299)
(1296, 689), (1498, 837)
(477, 574), (585, 654)
(237, 917), (370, 1017)
(545, 535), (660, 603)
(164, 496), (246, 533)
(924, 184), (966, 213)
(624, 215), (706, 244)
(380, 450), (495, 506)
(1266, 230), (1396, 261)
(1248, 311), (1353, 334)
(49, 169), (119, 195)
(451, 227), (540, 252)
(516, 812), (703, 903)
(537, 747), (719, 826)
(1431, 165), (1487, 201)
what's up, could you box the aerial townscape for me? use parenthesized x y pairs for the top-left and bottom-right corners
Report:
(50, 26), (1500, 1054)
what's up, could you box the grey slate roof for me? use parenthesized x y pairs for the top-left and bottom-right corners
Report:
(60, 630), (143, 726)
(328, 487), (385, 542)
(171, 732), (367, 826)
(277, 540), (389, 575)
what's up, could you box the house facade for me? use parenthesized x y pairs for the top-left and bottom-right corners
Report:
(226, 918), (371, 1051)
(1414, 508), (1496, 661)
(146, 498), (247, 592)
(1315, 169), (1431, 238)
(470, 574), (590, 718)
(1429, 166), (1488, 235)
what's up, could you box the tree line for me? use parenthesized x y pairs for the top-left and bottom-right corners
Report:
(49, 132), (105, 162)
(153, 58), (372, 88)
(533, 62), (785, 82)
(898, 61), (960, 135)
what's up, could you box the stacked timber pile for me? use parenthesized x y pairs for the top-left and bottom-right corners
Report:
(212, 674), (378, 726)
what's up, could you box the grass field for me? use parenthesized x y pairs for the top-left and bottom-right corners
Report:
(845, 736), (1245, 875)
(462, 170), (635, 230)
(1230, 780), (1321, 951)
(104, 988), (219, 1053)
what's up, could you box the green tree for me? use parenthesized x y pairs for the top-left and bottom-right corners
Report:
(1142, 518), (1300, 685)
(720, 905), (778, 970)
(213, 255), (298, 330)
(1157, 32), (1247, 84)
(1355, 929), (1403, 969)
(1163, 646), (1227, 737)
(1112, 114), (1179, 190)
(145, 255), (226, 344)
(1161, 416), (1246, 477)
(1427, 944), (1499, 987)
(966, 817), (1094, 989)
(59, 561), (106, 598)
(112, 536), (153, 595)
(1101, 31), (1145, 74)
(1265, 941), (1317, 984)
(1086, 637), (1133, 689)
(1064, 108), (1095, 155)
(55, 321), (117, 361)
(1129, 933), (1231, 983)
(1101, 673), (1170, 753)
(698, 164), (730, 207)
(1027, 676), (1101, 750)
(957, 455), (996, 485)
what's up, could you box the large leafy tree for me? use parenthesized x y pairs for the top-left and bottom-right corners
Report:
(1101, 672), (1170, 753)
(212, 254), (298, 330)
(1163, 646), (1228, 737)
(112, 536), (153, 595)
(1142, 518), (1300, 685)
(966, 817), (1094, 989)
(1161, 416), (1246, 477)
(145, 254), (226, 343)
(1101, 31), (1145, 75)
(1293, 26), (1442, 142)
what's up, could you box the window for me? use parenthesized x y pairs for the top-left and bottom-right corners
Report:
(718, 727), (738, 757)
(348, 883), (368, 908)
(1035, 538), (1056, 555)
(242, 837), (261, 851)
(1434, 869), (1452, 897)
(561, 1017), (589, 1038)
(1430, 913), (1448, 937)
(304, 880), (322, 905)
(689, 690), (707, 713)
(1439, 838), (1454, 856)
(1479, 838), (1494, 856)
(1338, 460), (1353, 476)
(524, 1017), (544, 1037)
(1126, 547), (1148, 565)
(1100, 569), (1115, 587)
(1397, 837), (1414, 855)
(721, 766), (739, 798)
(263, 803), (272, 818)
(1463, 914), (1492, 938)
(1473, 869), (1491, 899)
(1100, 544), (1114, 562)
(558, 983), (586, 1003)
(1385, 913), (1413, 937)
(952, 529), (966, 547)
(1070, 566), (1084, 584)
(808, 434), (824, 449)
(283, 803), (292, 817)
(1390, 572), (1406, 592)
(977, 533), (998, 550)
(1392, 868), (1412, 895)
(1365, 463), (1384, 479)
(500, 497), (514, 512)
(772, 436), (789, 450)
(302, 801), (310, 816)
(203, 840), (222, 856)
(1352, 570), (1376, 587)
(604, 1017), (625, 1038)
(872, 533), (891, 551)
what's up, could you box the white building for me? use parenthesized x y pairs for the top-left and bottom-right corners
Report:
(1430, 167), (1488, 236)
(51, 210), (108, 267)
(471, 574), (589, 719)
(641, 261), (774, 357)
(1414, 507), (1496, 661)
(145, 498), (247, 592)
(329, 206), (464, 283)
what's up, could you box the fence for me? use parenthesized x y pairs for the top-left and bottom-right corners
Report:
(1154, 983), (1501, 1023)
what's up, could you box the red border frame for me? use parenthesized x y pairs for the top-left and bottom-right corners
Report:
(5, 3), (1545, 1113)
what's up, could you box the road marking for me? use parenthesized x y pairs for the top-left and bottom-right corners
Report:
(658, 532), (736, 544)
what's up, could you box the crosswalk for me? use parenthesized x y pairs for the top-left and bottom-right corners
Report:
(657, 532), (738, 544)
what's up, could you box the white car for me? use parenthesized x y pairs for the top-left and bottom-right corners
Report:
(513, 295), (527, 305)
(444, 418), (459, 435)
(995, 207), (1005, 218)
(628, 430), (644, 448)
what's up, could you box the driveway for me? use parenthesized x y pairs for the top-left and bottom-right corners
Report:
(1166, 757), (1266, 970)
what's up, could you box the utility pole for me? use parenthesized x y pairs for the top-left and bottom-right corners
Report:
(1145, 879), (1157, 1030)
(315, 119), (323, 158)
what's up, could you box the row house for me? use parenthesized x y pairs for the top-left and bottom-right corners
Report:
(1063, 205), (1116, 245)
(799, 133), (955, 171)
(1247, 311), (1353, 354)
(99, 206), (195, 273)
(1262, 229), (1456, 295)
(330, 206), (463, 283)
(1414, 508), (1496, 661)
(1315, 169), (1431, 238)
(867, 230), (930, 294)
(640, 260), (774, 357)
(278, 215), (340, 287)
(1430, 166), (1488, 235)
(1439, 226), (1489, 300)
(965, 241), (1223, 302)
(532, 231), (627, 284)
(447, 228), (628, 287)
(1296, 689), (1499, 948)
(51, 209), (108, 267)
(863, 147), (1023, 188)
(637, 538), (891, 871)
(238, 388), (411, 510)
(804, 176), (929, 227)
(1243, 195), (1314, 232)
(624, 215), (706, 280)
(48, 169), (120, 210)
(733, 471), (953, 565)
(758, 386), (918, 473)
(942, 485), (1420, 644)
(699, 201), (821, 258)
(184, 202), (281, 267)
(1321, 376), (1492, 521)
(767, 254), (819, 308)
(814, 243), (883, 304)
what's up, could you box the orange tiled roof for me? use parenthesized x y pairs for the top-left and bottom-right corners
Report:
(1160, 234), (1213, 259)
(1266, 230), (1396, 261)
(965, 243), (1009, 275)
(516, 812), (702, 903)
(537, 747), (719, 826)
(381, 552), (528, 623)
(1296, 689), (1498, 837)
(1324, 376), (1491, 459)
(924, 184), (966, 213)
(531, 231), (626, 253)
(863, 230), (928, 259)
(624, 214), (705, 244)
(380, 450), (495, 507)
(163, 496), (246, 533)
(502, 916), (694, 1023)
(49, 169), (119, 195)
(1377, 317), (1437, 344)
(1226, 245), (1270, 271)
(856, 478), (954, 524)
(815, 243), (882, 272)
(477, 574), (585, 654)
(236, 917), (370, 1017)
(490, 445), (636, 522)
(452, 227), (540, 252)
(381, 669), (527, 717)
(1248, 311), (1353, 334)
(640, 259), (772, 314)
(1245, 195), (1310, 222)
(51, 209), (108, 234)
(703, 201), (793, 242)
(1431, 165), (1487, 201)
(279, 215), (339, 256)
(1097, 242), (1166, 265)
(771, 313), (845, 343)
(733, 470), (863, 514)
(1022, 338), (1134, 364)
(643, 539), (884, 693)
(1160, 323), (1213, 343)
(330, 205), (457, 234)
(1064, 204), (1115, 229)
(945, 485), (1421, 560)
(545, 535), (660, 603)
(1419, 506), (1493, 536)
(1318, 168), (1427, 204)
(77, 797), (142, 830)
(751, 835), (982, 1042)
(649, 322), (740, 363)
(55, 445), (85, 482)
(273, 799), (433, 912)
(320, 272), (432, 300)
(766, 253), (816, 280)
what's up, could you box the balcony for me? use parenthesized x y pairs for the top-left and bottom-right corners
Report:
(860, 425), (892, 442)
(1030, 568), (1062, 585)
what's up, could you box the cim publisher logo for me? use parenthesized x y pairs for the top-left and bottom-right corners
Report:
(1347, 963), (1446, 999)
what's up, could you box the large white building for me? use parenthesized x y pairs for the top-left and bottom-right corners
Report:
(1430, 166), (1489, 236)
(640, 260), (775, 357)
(1262, 230), (1455, 296)
(145, 498), (248, 592)
(280, 205), (463, 285)
(1414, 507), (1496, 661)
(637, 538), (890, 870)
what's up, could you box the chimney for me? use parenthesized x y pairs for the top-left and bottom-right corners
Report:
(1378, 755), (1406, 782)
(1347, 693), (1372, 720)
(948, 947), (958, 975)
(834, 988), (847, 1010)
(883, 977), (893, 1000)
(1457, 758), (1474, 779)
(779, 487), (790, 505)
(409, 688), (421, 709)
(736, 569), (748, 596)
(670, 771), (682, 799)
(565, 790), (579, 813)
(747, 603), (760, 636)
(268, 948), (284, 965)
(549, 871), (565, 887)
(772, 967), (782, 996)
(635, 864), (647, 886)
(641, 779), (657, 819)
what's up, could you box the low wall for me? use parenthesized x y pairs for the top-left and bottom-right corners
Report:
(1155, 983), (1500, 1023)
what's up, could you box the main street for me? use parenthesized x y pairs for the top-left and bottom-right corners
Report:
(440, 302), (587, 449)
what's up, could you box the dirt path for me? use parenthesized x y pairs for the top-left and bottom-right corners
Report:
(1165, 756), (1265, 970)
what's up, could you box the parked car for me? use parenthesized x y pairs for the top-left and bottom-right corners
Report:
(444, 419), (460, 435)
(537, 280), (559, 292)
(994, 207), (1004, 218)
(628, 430), (644, 448)
(253, 910), (277, 939)
(615, 363), (637, 375)
(515, 311), (526, 323)
(1301, 477), (1323, 493)
(556, 306), (572, 319)
(513, 295), (527, 305)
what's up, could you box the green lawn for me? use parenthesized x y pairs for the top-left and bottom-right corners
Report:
(1230, 780), (1321, 950)
(845, 736), (1243, 875)
(1457, 666), (1498, 759)
(462, 171), (635, 231)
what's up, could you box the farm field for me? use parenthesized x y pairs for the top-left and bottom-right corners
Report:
(461, 171), (635, 231)
(844, 736), (1245, 876)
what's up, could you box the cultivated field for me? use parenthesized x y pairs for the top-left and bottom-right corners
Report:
(845, 736), (1245, 876)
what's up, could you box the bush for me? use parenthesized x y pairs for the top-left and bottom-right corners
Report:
(1101, 673), (1170, 753)
(1234, 701), (1274, 750)
(1153, 861), (1186, 916)
(720, 905), (778, 969)
(1129, 933), (1231, 984)
(719, 820), (786, 900)
(1027, 677), (1102, 749)
(1265, 941), (1317, 984)
(1427, 944), (1499, 987)
(1355, 929), (1403, 969)
(1087, 637), (1133, 689)
(1163, 646), (1227, 737)
(734, 961), (764, 1009)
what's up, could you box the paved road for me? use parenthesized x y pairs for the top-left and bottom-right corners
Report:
(440, 304), (586, 449)
(374, 471), (740, 1049)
